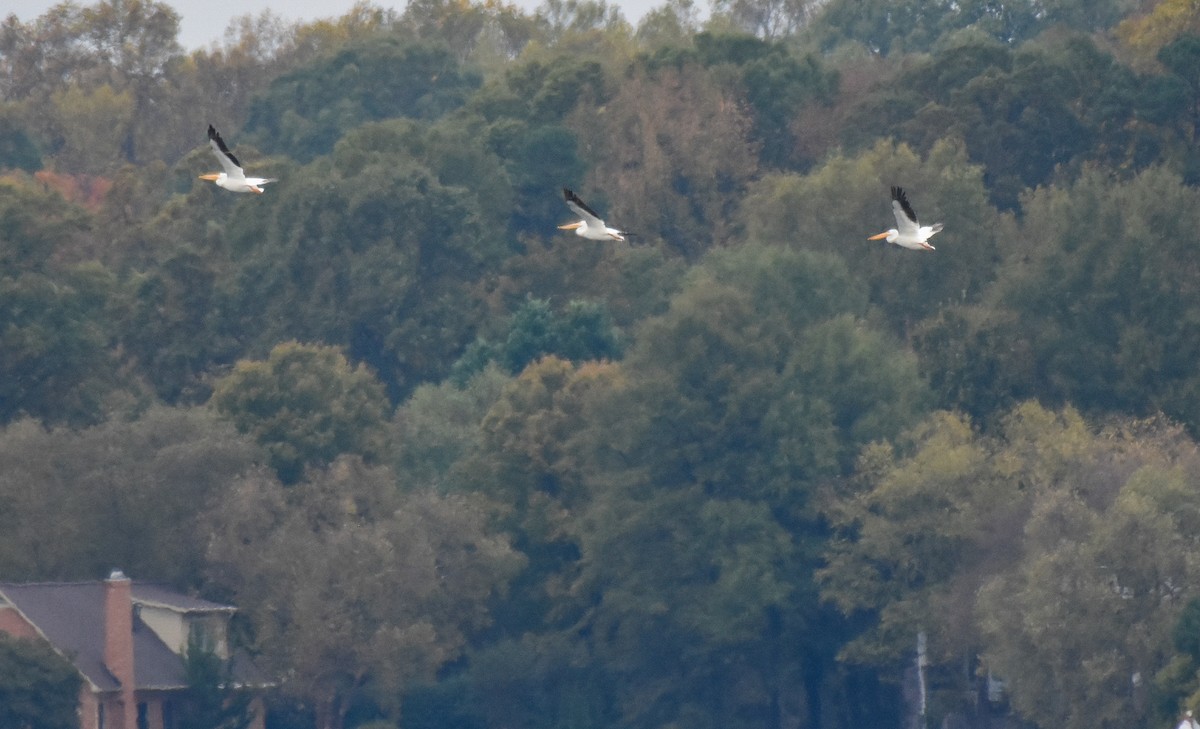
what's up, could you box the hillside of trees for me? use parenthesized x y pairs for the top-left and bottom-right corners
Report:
(6, 0), (1200, 728)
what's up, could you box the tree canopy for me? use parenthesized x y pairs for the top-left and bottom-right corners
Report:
(3, 1), (1200, 728)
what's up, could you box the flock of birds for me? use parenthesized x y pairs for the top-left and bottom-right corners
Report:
(201, 125), (945, 251)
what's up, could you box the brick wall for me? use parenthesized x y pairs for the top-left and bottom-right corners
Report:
(0, 605), (38, 639)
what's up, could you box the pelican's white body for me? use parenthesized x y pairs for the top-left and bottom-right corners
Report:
(559, 188), (631, 241)
(201, 125), (277, 194)
(870, 187), (942, 251)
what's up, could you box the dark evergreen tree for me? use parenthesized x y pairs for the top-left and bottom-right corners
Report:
(0, 634), (81, 729)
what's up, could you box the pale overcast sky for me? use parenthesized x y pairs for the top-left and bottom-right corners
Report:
(6, 0), (666, 50)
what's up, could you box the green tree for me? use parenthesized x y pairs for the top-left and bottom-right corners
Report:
(810, 0), (972, 54)
(0, 634), (82, 729)
(0, 264), (120, 426)
(115, 247), (228, 403)
(0, 0), (182, 167)
(452, 357), (627, 726)
(0, 406), (260, 584)
(204, 457), (523, 729)
(0, 176), (122, 426)
(810, 0), (1120, 55)
(471, 356), (621, 533)
(507, 245), (932, 729)
(0, 106), (41, 171)
(464, 48), (607, 236)
(94, 154), (249, 404)
(1156, 34), (1200, 175)
(452, 297), (623, 382)
(1176, 599), (1200, 665)
(635, 0), (700, 48)
(461, 633), (614, 729)
(243, 36), (481, 162)
(1158, 598), (1200, 717)
(483, 119), (586, 233)
(819, 408), (1025, 666)
(976, 417), (1200, 729)
(458, 357), (624, 605)
(210, 342), (391, 484)
(834, 34), (1144, 210)
(177, 631), (254, 729)
(919, 167), (1200, 431)
(821, 402), (1200, 729)
(738, 138), (1004, 338)
(500, 53), (610, 122)
(390, 365), (511, 492)
(215, 119), (510, 400)
(81, 0), (182, 83)
(158, 8), (369, 164)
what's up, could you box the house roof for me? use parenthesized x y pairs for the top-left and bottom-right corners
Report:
(0, 580), (260, 692)
(132, 583), (237, 613)
(0, 582), (123, 691)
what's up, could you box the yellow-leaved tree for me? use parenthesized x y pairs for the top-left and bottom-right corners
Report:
(821, 402), (1200, 729)
(1118, 0), (1200, 67)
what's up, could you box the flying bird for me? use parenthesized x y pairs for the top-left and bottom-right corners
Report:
(868, 186), (943, 251)
(199, 125), (277, 194)
(559, 188), (633, 241)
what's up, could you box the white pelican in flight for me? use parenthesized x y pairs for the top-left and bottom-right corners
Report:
(559, 188), (633, 241)
(868, 186), (943, 251)
(200, 125), (277, 194)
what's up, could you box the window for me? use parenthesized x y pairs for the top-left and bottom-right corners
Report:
(191, 620), (211, 650)
(162, 699), (176, 729)
(136, 702), (149, 729)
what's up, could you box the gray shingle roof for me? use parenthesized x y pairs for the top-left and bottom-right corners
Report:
(0, 582), (121, 691)
(0, 580), (251, 692)
(132, 583), (236, 613)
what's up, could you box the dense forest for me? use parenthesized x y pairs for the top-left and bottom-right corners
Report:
(7, 0), (1200, 727)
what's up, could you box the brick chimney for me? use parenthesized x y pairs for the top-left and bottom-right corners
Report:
(104, 569), (137, 729)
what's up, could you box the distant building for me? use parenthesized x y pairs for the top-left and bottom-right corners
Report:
(0, 569), (267, 729)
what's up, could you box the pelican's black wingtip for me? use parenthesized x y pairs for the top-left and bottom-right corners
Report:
(207, 125), (241, 167)
(891, 185), (919, 222)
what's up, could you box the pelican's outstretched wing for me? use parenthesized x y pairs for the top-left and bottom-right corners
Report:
(208, 125), (244, 178)
(563, 188), (606, 228)
(890, 186), (921, 237)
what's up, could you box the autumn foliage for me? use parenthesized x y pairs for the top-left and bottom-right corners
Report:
(4, 1), (1200, 728)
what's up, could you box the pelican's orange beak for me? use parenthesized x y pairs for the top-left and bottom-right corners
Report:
(867, 232), (889, 240)
(558, 222), (583, 230)
(198, 173), (220, 181)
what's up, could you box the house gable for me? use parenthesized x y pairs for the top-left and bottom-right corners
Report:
(0, 600), (39, 640)
(132, 584), (236, 660)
